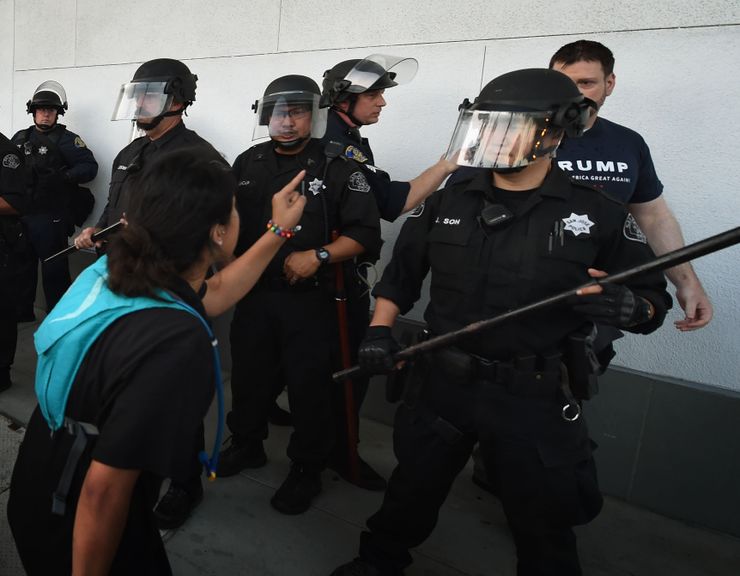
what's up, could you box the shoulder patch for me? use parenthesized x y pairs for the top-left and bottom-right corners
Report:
(74, 136), (87, 149)
(407, 202), (425, 218)
(623, 213), (647, 243)
(348, 171), (371, 193)
(2, 153), (20, 169)
(344, 145), (368, 164)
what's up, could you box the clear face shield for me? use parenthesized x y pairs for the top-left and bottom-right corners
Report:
(343, 54), (418, 93)
(252, 91), (327, 143)
(111, 81), (174, 121)
(444, 109), (564, 169)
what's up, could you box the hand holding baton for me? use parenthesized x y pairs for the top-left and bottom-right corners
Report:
(43, 221), (124, 263)
(333, 225), (740, 382)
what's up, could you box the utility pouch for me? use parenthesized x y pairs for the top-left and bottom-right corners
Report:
(564, 326), (602, 400)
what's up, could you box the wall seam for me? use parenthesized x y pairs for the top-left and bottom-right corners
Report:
(627, 381), (654, 500)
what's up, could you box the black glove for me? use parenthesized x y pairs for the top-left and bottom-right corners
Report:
(358, 326), (401, 375)
(571, 283), (653, 328)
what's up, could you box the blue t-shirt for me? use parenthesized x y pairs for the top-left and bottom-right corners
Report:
(555, 117), (663, 204)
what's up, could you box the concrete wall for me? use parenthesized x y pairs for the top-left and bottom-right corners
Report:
(3, 1), (739, 392)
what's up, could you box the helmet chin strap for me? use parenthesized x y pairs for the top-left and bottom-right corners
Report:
(334, 96), (365, 127)
(136, 109), (183, 131)
(493, 166), (527, 174)
(272, 135), (310, 152)
(34, 121), (56, 132)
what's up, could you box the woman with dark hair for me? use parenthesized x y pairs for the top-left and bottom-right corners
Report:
(7, 148), (306, 575)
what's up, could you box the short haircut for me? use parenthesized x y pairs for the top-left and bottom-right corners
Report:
(549, 40), (615, 76)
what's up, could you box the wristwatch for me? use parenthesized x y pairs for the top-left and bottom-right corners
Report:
(315, 247), (331, 266)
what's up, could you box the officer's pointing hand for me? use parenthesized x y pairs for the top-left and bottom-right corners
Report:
(271, 170), (307, 231)
(358, 326), (402, 375)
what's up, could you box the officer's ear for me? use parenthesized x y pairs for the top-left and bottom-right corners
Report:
(605, 73), (616, 97)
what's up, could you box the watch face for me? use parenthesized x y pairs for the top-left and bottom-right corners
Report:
(317, 248), (330, 263)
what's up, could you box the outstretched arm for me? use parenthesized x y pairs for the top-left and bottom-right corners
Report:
(402, 157), (458, 214)
(202, 171), (306, 316)
(629, 196), (712, 331)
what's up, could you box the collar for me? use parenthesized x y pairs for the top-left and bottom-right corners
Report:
(463, 164), (573, 201)
(328, 109), (363, 144)
(148, 120), (187, 150)
(251, 139), (326, 178)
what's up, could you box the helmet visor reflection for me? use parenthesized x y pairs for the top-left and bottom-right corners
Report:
(253, 92), (327, 142)
(111, 81), (173, 121)
(343, 54), (418, 93)
(444, 109), (561, 169)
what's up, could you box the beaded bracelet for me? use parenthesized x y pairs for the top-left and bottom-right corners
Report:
(266, 219), (301, 239)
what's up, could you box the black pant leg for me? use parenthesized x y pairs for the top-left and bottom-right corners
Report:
(227, 290), (280, 442)
(477, 384), (602, 576)
(23, 213), (71, 311)
(283, 289), (336, 465)
(360, 397), (475, 571)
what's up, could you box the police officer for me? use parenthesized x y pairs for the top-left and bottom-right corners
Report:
(74, 58), (225, 530)
(0, 132), (29, 392)
(12, 81), (98, 314)
(75, 58), (223, 250)
(320, 55), (458, 490)
(218, 75), (382, 514)
(330, 68), (672, 576)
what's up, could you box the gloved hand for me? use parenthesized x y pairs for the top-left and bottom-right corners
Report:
(358, 325), (401, 375)
(571, 283), (652, 328)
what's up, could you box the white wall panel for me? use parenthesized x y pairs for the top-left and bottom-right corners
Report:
(0, 0), (14, 132)
(75, 0), (281, 66)
(3, 0), (740, 390)
(14, 0), (76, 70)
(280, 0), (739, 52)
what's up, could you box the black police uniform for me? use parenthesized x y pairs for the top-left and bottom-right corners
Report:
(11, 124), (97, 311)
(355, 167), (671, 575)
(97, 122), (223, 229)
(0, 133), (29, 389)
(8, 278), (214, 575)
(228, 138), (381, 467)
(322, 108), (414, 471)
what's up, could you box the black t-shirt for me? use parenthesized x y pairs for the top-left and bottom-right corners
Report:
(8, 278), (214, 575)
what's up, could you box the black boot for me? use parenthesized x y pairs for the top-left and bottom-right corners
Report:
(217, 437), (267, 477)
(270, 462), (322, 515)
(153, 480), (204, 530)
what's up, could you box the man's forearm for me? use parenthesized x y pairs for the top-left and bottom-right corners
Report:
(629, 197), (699, 289)
(370, 297), (401, 328)
(403, 158), (457, 213)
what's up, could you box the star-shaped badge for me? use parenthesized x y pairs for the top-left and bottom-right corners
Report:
(38, 146), (48, 155)
(562, 213), (595, 236)
(308, 178), (324, 195)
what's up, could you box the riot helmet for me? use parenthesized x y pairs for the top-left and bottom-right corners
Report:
(444, 68), (594, 171)
(27, 81), (68, 130)
(320, 54), (418, 124)
(111, 58), (197, 130)
(253, 75), (327, 151)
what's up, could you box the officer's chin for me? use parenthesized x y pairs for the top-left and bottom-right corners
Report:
(35, 123), (54, 131)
